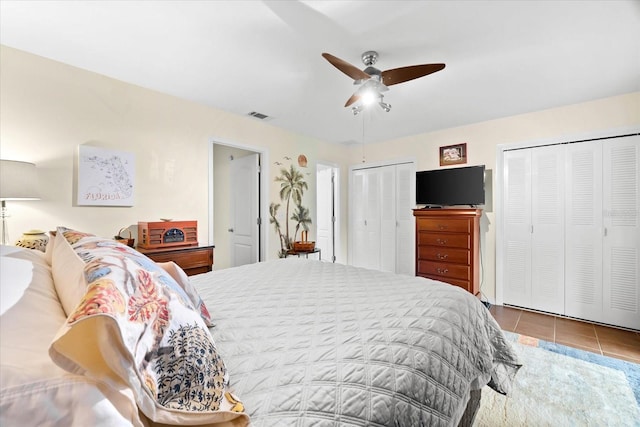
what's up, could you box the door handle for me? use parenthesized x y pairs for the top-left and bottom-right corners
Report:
(228, 228), (234, 233)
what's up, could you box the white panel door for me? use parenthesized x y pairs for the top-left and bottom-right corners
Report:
(602, 135), (640, 329)
(502, 149), (533, 308)
(565, 141), (604, 322)
(395, 163), (415, 276)
(230, 153), (259, 267)
(530, 145), (565, 314)
(316, 164), (334, 262)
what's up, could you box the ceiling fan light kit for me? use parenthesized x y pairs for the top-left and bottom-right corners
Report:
(322, 50), (445, 113)
(352, 95), (391, 116)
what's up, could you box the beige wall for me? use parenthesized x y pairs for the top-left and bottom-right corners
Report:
(346, 92), (640, 301)
(0, 45), (349, 264)
(2, 45), (638, 298)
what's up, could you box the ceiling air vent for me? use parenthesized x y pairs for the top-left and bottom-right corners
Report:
(247, 111), (270, 120)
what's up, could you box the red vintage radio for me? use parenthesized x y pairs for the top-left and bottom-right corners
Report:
(137, 220), (198, 249)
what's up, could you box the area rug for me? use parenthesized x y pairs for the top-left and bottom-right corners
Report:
(474, 331), (640, 426)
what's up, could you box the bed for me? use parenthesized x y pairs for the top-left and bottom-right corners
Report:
(0, 228), (521, 426)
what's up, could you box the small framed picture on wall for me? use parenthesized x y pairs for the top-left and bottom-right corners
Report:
(439, 143), (467, 166)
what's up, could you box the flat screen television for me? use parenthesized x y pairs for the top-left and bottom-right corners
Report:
(416, 165), (485, 207)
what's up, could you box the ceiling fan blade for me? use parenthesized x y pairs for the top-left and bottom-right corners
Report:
(381, 63), (445, 86)
(344, 93), (360, 107)
(322, 53), (371, 81)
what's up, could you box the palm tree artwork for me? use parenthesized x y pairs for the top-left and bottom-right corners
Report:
(271, 159), (312, 257)
(291, 204), (312, 244)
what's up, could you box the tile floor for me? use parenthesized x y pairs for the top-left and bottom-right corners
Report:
(489, 304), (640, 364)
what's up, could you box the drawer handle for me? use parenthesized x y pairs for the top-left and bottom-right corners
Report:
(436, 239), (448, 245)
(437, 253), (448, 260)
(437, 268), (449, 274)
(438, 225), (448, 230)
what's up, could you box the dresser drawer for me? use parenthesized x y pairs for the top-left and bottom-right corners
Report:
(418, 246), (470, 264)
(418, 232), (471, 249)
(417, 218), (472, 233)
(417, 260), (470, 281)
(147, 249), (211, 267)
(139, 246), (214, 276)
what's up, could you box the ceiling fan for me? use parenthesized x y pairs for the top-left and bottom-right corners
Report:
(322, 51), (445, 114)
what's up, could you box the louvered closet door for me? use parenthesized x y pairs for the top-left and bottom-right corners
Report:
(602, 135), (640, 329)
(395, 163), (416, 275)
(530, 145), (565, 314)
(503, 150), (533, 308)
(351, 169), (368, 268)
(364, 168), (383, 270)
(352, 168), (382, 270)
(380, 166), (397, 273)
(565, 141), (604, 322)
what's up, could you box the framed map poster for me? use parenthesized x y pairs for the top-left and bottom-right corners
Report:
(77, 145), (135, 206)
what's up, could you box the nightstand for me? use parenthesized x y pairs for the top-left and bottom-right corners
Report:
(138, 245), (214, 276)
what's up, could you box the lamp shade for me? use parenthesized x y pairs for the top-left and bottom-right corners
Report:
(0, 160), (40, 200)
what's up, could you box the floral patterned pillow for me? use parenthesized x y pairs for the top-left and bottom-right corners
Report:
(157, 261), (213, 327)
(49, 227), (248, 426)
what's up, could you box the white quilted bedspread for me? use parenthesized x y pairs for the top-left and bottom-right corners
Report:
(191, 259), (521, 427)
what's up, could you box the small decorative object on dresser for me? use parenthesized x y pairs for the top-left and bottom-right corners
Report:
(137, 220), (197, 249)
(15, 229), (49, 252)
(113, 227), (135, 247)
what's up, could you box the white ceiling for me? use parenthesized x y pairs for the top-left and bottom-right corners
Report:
(1, 1), (639, 145)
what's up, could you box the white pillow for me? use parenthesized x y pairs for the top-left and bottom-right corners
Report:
(0, 245), (145, 427)
(0, 245), (48, 315)
(50, 228), (94, 316)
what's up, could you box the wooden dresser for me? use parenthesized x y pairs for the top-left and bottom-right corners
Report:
(413, 208), (482, 295)
(138, 245), (214, 276)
